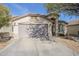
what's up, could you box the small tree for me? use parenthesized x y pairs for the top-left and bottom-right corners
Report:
(0, 4), (10, 29)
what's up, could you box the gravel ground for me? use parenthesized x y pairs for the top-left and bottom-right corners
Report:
(55, 37), (79, 55)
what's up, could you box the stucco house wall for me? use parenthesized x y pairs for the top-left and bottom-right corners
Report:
(67, 25), (79, 36)
(67, 20), (79, 37)
(0, 26), (12, 32)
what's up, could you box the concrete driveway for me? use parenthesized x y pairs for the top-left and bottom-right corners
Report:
(0, 38), (77, 56)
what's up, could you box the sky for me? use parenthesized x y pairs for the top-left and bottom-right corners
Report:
(4, 3), (47, 15)
(4, 3), (79, 22)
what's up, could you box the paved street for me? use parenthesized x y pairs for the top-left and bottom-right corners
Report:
(0, 38), (78, 56)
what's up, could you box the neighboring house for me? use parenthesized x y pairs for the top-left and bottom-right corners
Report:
(0, 16), (17, 33)
(67, 20), (79, 37)
(0, 25), (12, 33)
(0, 16), (14, 36)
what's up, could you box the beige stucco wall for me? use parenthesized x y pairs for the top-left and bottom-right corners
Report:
(0, 25), (13, 36)
(67, 25), (79, 36)
(0, 25), (12, 33)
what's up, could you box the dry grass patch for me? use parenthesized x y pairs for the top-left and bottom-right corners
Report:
(57, 37), (79, 53)
(0, 42), (8, 48)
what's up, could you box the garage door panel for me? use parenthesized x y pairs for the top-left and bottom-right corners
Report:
(18, 24), (49, 40)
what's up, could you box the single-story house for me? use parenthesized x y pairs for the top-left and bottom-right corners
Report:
(0, 13), (68, 40)
(67, 20), (79, 37)
(12, 14), (54, 40)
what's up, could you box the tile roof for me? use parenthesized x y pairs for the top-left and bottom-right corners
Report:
(12, 13), (47, 21)
(68, 20), (79, 25)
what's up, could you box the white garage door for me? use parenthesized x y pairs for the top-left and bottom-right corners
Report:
(18, 24), (49, 40)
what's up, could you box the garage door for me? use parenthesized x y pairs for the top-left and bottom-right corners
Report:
(18, 24), (49, 40)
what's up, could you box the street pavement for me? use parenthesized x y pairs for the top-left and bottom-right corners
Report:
(0, 38), (78, 56)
